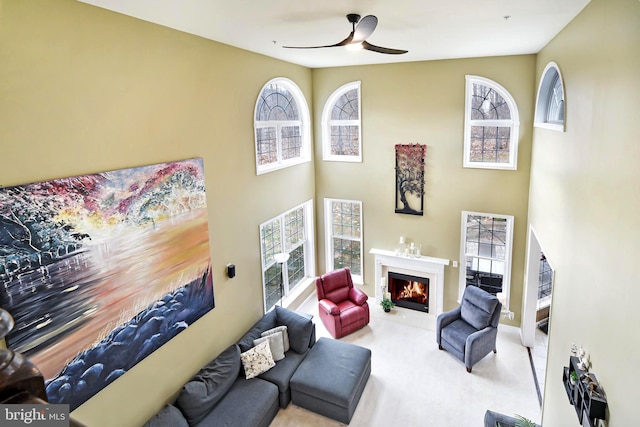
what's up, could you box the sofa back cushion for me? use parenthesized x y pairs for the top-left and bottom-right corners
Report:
(237, 309), (277, 352)
(275, 305), (314, 354)
(460, 286), (499, 331)
(175, 344), (241, 425)
(143, 404), (188, 427)
(316, 268), (353, 304)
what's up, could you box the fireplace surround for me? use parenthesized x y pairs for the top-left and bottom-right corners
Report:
(370, 248), (449, 316)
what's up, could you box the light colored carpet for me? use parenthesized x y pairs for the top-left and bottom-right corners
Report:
(271, 295), (541, 427)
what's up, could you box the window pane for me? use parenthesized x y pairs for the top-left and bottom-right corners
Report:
(256, 84), (299, 121)
(256, 127), (277, 165)
(330, 125), (359, 156)
(471, 84), (511, 120)
(331, 89), (359, 120)
(331, 201), (361, 238)
(284, 207), (304, 251)
(469, 126), (511, 164)
(261, 219), (281, 265)
(264, 263), (283, 311)
(333, 238), (361, 275)
(287, 245), (305, 291)
(547, 73), (564, 123)
(281, 126), (302, 160)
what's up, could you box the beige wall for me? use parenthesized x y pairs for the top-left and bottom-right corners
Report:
(531, 0), (639, 425)
(312, 56), (535, 316)
(0, 1), (314, 426)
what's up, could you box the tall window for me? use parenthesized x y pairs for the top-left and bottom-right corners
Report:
(254, 78), (311, 175)
(324, 199), (363, 283)
(322, 81), (362, 162)
(260, 200), (314, 312)
(534, 62), (565, 132)
(463, 76), (520, 170)
(459, 211), (514, 307)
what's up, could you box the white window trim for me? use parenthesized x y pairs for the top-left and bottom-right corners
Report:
(458, 211), (514, 310)
(254, 77), (312, 175)
(324, 198), (364, 284)
(463, 75), (520, 171)
(259, 200), (315, 312)
(321, 81), (362, 162)
(534, 62), (566, 132)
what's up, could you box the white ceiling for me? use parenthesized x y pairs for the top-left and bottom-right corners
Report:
(78, 0), (590, 69)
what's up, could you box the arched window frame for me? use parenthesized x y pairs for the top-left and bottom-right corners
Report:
(254, 78), (311, 175)
(534, 62), (566, 132)
(463, 76), (520, 170)
(321, 81), (362, 162)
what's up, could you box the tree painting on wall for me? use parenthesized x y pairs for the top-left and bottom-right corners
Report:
(395, 144), (426, 216)
(0, 158), (214, 411)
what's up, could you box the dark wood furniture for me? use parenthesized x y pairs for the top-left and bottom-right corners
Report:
(562, 356), (607, 427)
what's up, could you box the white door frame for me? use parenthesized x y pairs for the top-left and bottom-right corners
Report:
(521, 225), (542, 347)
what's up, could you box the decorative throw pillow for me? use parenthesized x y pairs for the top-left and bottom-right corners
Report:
(240, 340), (275, 379)
(254, 331), (285, 361)
(261, 325), (290, 352)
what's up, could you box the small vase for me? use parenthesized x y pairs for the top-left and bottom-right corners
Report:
(384, 307), (390, 313)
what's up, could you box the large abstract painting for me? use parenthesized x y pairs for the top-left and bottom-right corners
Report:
(0, 158), (214, 410)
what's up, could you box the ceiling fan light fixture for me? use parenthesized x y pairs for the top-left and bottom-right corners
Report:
(346, 42), (363, 51)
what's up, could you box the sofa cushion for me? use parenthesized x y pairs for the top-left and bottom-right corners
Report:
(262, 325), (290, 352)
(143, 404), (188, 427)
(441, 319), (477, 353)
(254, 330), (286, 361)
(460, 286), (499, 330)
(200, 377), (279, 427)
(275, 305), (313, 354)
(237, 309), (278, 352)
(175, 344), (240, 426)
(240, 340), (276, 379)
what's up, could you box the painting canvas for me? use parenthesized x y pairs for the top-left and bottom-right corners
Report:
(0, 158), (214, 410)
(395, 144), (426, 216)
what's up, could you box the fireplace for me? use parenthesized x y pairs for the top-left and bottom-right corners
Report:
(388, 272), (429, 312)
(370, 248), (449, 316)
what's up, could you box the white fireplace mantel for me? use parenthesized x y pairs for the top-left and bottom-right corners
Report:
(370, 248), (449, 316)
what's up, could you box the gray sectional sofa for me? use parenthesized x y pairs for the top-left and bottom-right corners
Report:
(143, 306), (316, 427)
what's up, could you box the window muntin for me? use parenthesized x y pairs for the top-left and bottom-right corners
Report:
(322, 82), (362, 162)
(459, 211), (514, 308)
(324, 198), (363, 283)
(534, 62), (565, 131)
(254, 78), (311, 174)
(260, 200), (314, 312)
(464, 76), (520, 170)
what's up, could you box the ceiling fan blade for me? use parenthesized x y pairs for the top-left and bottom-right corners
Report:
(352, 15), (377, 43)
(362, 40), (408, 55)
(283, 32), (353, 49)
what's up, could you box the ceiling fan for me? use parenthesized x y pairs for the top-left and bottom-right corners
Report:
(283, 14), (408, 55)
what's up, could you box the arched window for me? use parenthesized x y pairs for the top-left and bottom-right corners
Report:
(464, 76), (520, 170)
(321, 81), (362, 162)
(254, 78), (311, 174)
(534, 62), (565, 131)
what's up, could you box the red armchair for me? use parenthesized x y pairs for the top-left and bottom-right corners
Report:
(315, 268), (370, 338)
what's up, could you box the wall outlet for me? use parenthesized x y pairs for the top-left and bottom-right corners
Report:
(452, 261), (458, 268)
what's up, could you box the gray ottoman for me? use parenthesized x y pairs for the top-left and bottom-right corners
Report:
(290, 337), (371, 424)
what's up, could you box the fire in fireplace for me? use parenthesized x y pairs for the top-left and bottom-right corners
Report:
(388, 272), (429, 312)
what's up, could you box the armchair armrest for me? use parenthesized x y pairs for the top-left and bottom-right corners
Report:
(436, 306), (461, 344)
(349, 287), (368, 306)
(318, 298), (340, 315)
